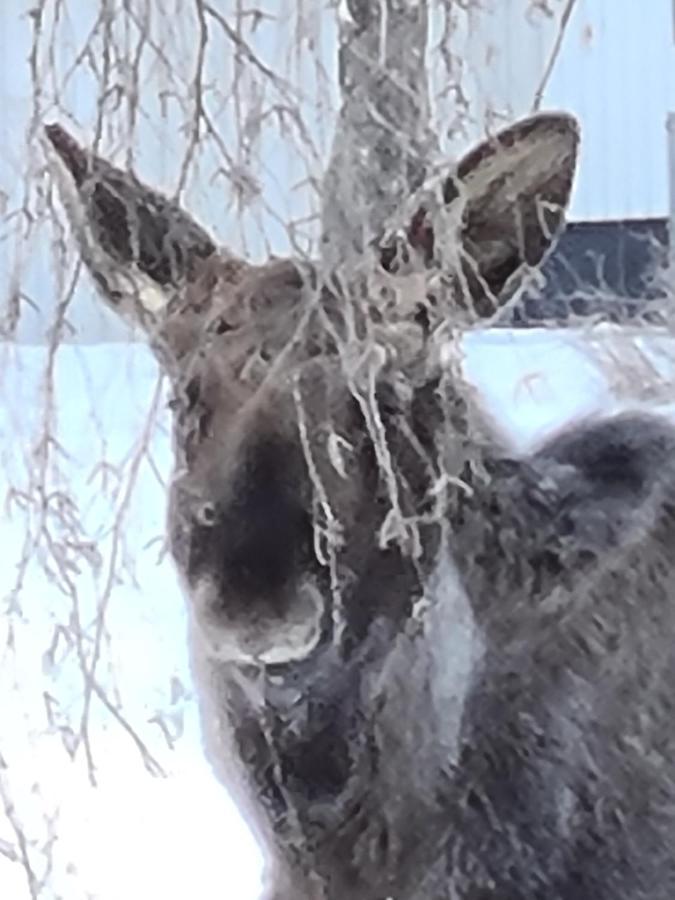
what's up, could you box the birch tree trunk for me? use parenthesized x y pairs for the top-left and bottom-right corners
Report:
(320, 1), (437, 271)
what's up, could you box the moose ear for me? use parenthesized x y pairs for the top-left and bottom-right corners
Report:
(453, 112), (579, 314)
(390, 113), (579, 318)
(44, 122), (229, 322)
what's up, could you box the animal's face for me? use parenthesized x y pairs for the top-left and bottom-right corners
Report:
(44, 113), (579, 666)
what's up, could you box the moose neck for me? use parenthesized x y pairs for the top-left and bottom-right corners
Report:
(170, 343), (493, 899)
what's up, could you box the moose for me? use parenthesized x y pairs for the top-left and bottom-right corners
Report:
(44, 109), (675, 899)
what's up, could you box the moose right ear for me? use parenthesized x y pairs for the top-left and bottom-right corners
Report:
(44, 122), (233, 324)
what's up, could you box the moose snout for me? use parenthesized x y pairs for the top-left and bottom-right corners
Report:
(174, 433), (329, 664)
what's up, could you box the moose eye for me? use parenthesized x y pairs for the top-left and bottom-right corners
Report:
(208, 315), (234, 335)
(196, 502), (218, 527)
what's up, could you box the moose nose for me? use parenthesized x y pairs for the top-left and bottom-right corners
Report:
(44, 123), (89, 186)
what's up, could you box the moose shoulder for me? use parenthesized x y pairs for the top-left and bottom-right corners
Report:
(45, 113), (675, 899)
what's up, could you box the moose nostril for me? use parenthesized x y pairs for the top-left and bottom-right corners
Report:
(209, 316), (234, 336)
(196, 503), (218, 527)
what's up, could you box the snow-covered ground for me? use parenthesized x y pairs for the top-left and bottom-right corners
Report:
(1, 325), (674, 899)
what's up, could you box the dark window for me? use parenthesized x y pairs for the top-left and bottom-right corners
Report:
(505, 217), (669, 326)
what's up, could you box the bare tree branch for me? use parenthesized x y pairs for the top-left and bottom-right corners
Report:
(532, 0), (578, 112)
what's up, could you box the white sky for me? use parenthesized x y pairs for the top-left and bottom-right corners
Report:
(1, 2), (675, 898)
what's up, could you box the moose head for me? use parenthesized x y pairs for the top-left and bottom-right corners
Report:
(45, 113), (675, 899)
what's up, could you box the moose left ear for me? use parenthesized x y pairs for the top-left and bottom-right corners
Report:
(393, 112), (579, 318)
(453, 112), (579, 311)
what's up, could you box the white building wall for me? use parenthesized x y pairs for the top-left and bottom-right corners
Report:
(544, 0), (675, 220)
(432, 0), (572, 151)
(445, 0), (675, 222)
